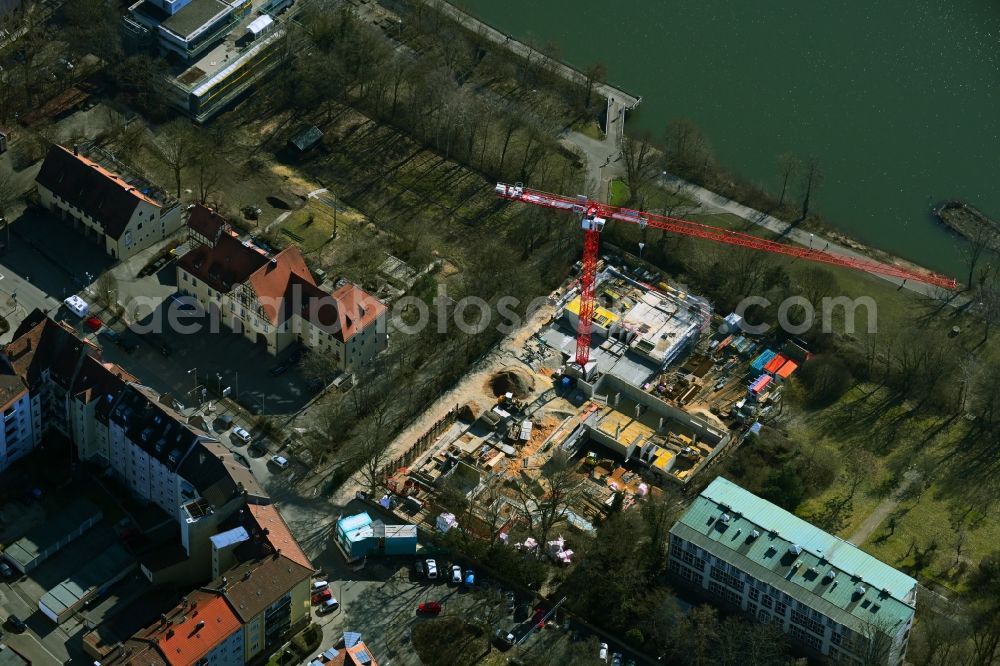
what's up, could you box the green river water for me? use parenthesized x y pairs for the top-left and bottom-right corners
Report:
(458, 0), (1000, 278)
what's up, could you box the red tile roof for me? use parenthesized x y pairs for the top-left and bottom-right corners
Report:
(145, 591), (241, 666)
(35, 145), (159, 240)
(246, 504), (313, 571)
(178, 216), (384, 339)
(248, 245), (316, 325)
(330, 283), (386, 341)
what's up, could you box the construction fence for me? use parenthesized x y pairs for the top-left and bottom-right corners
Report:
(380, 406), (459, 480)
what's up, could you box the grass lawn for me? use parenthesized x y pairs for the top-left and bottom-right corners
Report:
(276, 198), (366, 255)
(609, 179), (629, 206)
(785, 382), (1000, 595)
(573, 119), (604, 141)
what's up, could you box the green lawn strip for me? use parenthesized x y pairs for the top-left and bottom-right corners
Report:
(608, 178), (629, 206)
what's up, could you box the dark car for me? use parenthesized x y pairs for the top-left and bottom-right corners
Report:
(116, 334), (141, 353)
(494, 629), (515, 650)
(5, 615), (26, 633)
(289, 348), (306, 364)
(269, 364), (288, 376)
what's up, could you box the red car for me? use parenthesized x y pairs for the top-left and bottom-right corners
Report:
(417, 601), (442, 615)
(311, 589), (333, 605)
(85, 317), (102, 332)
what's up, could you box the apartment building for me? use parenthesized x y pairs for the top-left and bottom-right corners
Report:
(2, 310), (101, 462)
(1, 311), (257, 534)
(36, 145), (183, 260)
(177, 205), (387, 369)
(668, 478), (916, 666)
(0, 369), (32, 471)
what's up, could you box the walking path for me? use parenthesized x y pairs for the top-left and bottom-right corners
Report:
(429, 0), (641, 110)
(561, 125), (958, 299)
(847, 469), (920, 546)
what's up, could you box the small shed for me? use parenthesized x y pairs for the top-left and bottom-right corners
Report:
(289, 125), (324, 152)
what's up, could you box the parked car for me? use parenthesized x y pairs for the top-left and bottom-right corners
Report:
(99, 327), (119, 342)
(464, 569), (475, 586)
(270, 455), (289, 470)
(0, 560), (13, 578)
(289, 348), (306, 364)
(5, 615), (26, 633)
(116, 334), (140, 353)
(312, 580), (329, 593)
(504, 591), (515, 614)
(416, 601), (442, 615)
(415, 560), (425, 577)
(493, 629), (515, 650)
(611, 653), (622, 666)
(598, 643), (609, 662)
(317, 597), (339, 615)
(269, 363), (288, 377)
(231, 426), (252, 444)
(426, 559), (438, 580)
(85, 316), (102, 332)
(311, 589), (332, 605)
(450, 564), (462, 584)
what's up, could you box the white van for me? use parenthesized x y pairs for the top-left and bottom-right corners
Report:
(64, 295), (89, 318)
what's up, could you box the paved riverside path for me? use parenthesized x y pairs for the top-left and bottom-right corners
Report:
(664, 175), (961, 299)
(427, 0), (642, 111)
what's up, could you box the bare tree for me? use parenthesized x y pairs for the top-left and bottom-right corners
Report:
(582, 62), (607, 109)
(798, 158), (823, 221)
(959, 215), (997, 289)
(776, 152), (801, 208)
(857, 616), (900, 666)
(355, 401), (396, 495)
(621, 132), (657, 206)
(149, 120), (194, 198)
(94, 271), (119, 312)
(510, 449), (582, 548)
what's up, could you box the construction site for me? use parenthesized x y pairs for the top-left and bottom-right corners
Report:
(373, 182), (954, 567)
(381, 263), (736, 552)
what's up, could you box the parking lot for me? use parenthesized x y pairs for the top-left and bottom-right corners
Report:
(94, 299), (318, 417)
(2, 208), (114, 304)
(305, 557), (563, 666)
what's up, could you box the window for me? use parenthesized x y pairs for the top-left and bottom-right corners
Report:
(791, 609), (826, 636)
(775, 600), (788, 617)
(749, 587), (760, 602)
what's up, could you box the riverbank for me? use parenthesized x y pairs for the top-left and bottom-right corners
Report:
(934, 200), (1000, 252)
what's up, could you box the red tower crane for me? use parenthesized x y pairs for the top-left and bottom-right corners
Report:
(495, 182), (957, 370)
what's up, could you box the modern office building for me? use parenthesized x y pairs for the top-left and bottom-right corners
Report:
(668, 477), (917, 666)
(123, 0), (292, 121)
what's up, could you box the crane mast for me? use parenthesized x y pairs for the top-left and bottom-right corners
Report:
(495, 182), (957, 370)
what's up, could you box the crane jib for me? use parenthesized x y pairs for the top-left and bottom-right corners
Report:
(495, 182), (957, 291)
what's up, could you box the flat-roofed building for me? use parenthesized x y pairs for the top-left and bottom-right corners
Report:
(668, 477), (917, 665)
(123, 0), (292, 121)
